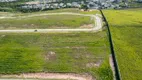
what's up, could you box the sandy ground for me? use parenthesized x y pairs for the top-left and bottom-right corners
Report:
(0, 13), (102, 33)
(109, 54), (115, 80)
(0, 73), (94, 80)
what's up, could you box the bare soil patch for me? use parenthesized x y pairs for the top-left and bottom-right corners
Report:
(45, 51), (57, 60)
(86, 60), (102, 68)
(109, 55), (115, 80)
(79, 24), (94, 29)
(0, 73), (94, 80)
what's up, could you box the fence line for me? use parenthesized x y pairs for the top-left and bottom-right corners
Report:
(99, 9), (121, 80)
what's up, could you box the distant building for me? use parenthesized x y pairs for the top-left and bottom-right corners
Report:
(0, 0), (17, 2)
(2, 0), (137, 10)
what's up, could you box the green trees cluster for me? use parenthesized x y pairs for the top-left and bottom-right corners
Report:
(118, 0), (142, 8)
(0, 0), (87, 12)
(0, 0), (35, 12)
(80, 4), (88, 11)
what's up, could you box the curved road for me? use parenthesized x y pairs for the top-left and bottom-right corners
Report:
(0, 12), (102, 33)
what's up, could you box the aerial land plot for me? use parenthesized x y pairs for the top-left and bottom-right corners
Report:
(103, 8), (142, 80)
(0, 31), (112, 80)
(0, 9), (100, 30)
(0, 14), (94, 29)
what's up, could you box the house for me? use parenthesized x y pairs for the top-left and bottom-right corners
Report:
(20, 0), (126, 10)
(0, 0), (17, 2)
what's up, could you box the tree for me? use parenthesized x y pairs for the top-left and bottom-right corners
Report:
(80, 4), (88, 11)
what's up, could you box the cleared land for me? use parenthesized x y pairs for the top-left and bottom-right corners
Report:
(0, 13), (102, 33)
(0, 73), (93, 80)
(0, 9), (112, 80)
(0, 14), (93, 29)
(103, 8), (142, 80)
(0, 31), (112, 80)
(0, 8), (99, 30)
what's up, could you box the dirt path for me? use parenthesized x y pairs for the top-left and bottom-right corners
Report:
(0, 13), (102, 33)
(0, 73), (94, 80)
(0, 12), (95, 19)
(109, 54), (116, 80)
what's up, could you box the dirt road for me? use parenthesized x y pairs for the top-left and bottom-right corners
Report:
(0, 73), (94, 80)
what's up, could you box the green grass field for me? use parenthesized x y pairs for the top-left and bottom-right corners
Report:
(103, 8), (142, 80)
(0, 14), (93, 29)
(0, 8), (112, 80)
(0, 8), (99, 29)
(0, 31), (112, 80)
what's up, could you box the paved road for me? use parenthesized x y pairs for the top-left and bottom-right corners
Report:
(0, 12), (102, 33)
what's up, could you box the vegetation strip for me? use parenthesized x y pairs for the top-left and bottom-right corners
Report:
(100, 10), (121, 80)
(0, 12), (94, 19)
